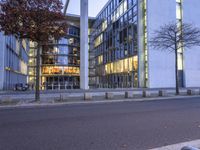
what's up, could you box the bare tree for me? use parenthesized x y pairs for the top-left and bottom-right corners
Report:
(150, 22), (200, 95)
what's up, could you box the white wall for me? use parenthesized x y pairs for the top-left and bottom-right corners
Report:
(0, 32), (5, 90)
(147, 0), (176, 88)
(183, 0), (200, 87)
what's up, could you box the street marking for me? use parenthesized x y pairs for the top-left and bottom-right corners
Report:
(149, 139), (200, 150)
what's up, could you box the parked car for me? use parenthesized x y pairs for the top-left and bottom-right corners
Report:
(14, 83), (29, 91)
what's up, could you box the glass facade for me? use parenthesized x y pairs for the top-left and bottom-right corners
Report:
(0, 35), (29, 90)
(28, 41), (37, 88)
(28, 25), (80, 90)
(90, 0), (139, 88)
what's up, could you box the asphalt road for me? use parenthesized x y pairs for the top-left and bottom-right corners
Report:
(1, 97), (200, 150)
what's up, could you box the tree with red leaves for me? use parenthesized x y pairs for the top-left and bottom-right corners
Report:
(0, 0), (67, 101)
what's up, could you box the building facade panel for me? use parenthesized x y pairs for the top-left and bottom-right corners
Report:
(183, 0), (200, 87)
(0, 33), (29, 90)
(147, 0), (176, 88)
(0, 33), (5, 90)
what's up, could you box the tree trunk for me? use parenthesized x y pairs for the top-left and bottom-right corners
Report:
(175, 48), (180, 95)
(35, 41), (41, 101)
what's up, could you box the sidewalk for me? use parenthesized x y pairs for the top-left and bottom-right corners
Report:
(1, 91), (200, 109)
(0, 88), (180, 102)
(1, 87), (199, 95)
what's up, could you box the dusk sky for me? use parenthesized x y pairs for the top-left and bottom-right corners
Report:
(63, 0), (108, 17)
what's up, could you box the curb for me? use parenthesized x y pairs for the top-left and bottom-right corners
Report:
(149, 139), (200, 150)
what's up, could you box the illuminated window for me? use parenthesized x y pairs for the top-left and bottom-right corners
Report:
(42, 67), (50, 74)
(124, 58), (128, 72)
(69, 38), (74, 45)
(111, 0), (128, 23)
(20, 60), (27, 74)
(119, 3), (123, 16)
(133, 56), (138, 71)
(128, 57), (133, 71)
(51, 67), (62, 74)
(124, 0), (127, 12)
(94, 34), (103, 47)
(98, 55), (103, 64)
(104, 56), (138, 75)
(102, 20), (107, 31)
(22, 39), (27, 50)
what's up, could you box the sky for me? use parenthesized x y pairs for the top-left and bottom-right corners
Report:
(63, 0), (108, 17)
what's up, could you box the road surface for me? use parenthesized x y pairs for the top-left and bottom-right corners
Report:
(1, 97), (200, 150)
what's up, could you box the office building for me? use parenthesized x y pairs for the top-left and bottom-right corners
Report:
(2, 0), (200, 90)
(89, 0), (200, 88)
(28, 14), (94, 90)
(0, 33), (29, 90)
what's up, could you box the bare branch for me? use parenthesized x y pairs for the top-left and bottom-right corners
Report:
(150, 22), (200, 52)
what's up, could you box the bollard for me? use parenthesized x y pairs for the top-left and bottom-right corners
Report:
(193, 89), (200, 95)
(105, 92), (114, 99)
(59, 94), (63, 101)
(187, 89), (196, 95)
(195, 89), (200, 95)
(84, 93), (93, 101)
(159, 90), (167, 97)
(125, 91), (133, 98)
(143, 90), (151, 97)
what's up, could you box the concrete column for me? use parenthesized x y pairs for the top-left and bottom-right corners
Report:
(80, 0), (89, 90)
(137, 0), (145, 88)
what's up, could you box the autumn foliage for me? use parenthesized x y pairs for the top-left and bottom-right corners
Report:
(0, 0), (67, 101)
(0, 0), (67, 42)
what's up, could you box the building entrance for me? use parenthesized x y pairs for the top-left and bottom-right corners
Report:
(42, 76), (80, 90)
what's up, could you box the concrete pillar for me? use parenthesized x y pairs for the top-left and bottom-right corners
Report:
(138, 0), (145, 88)
(80, 0), (89, 90)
